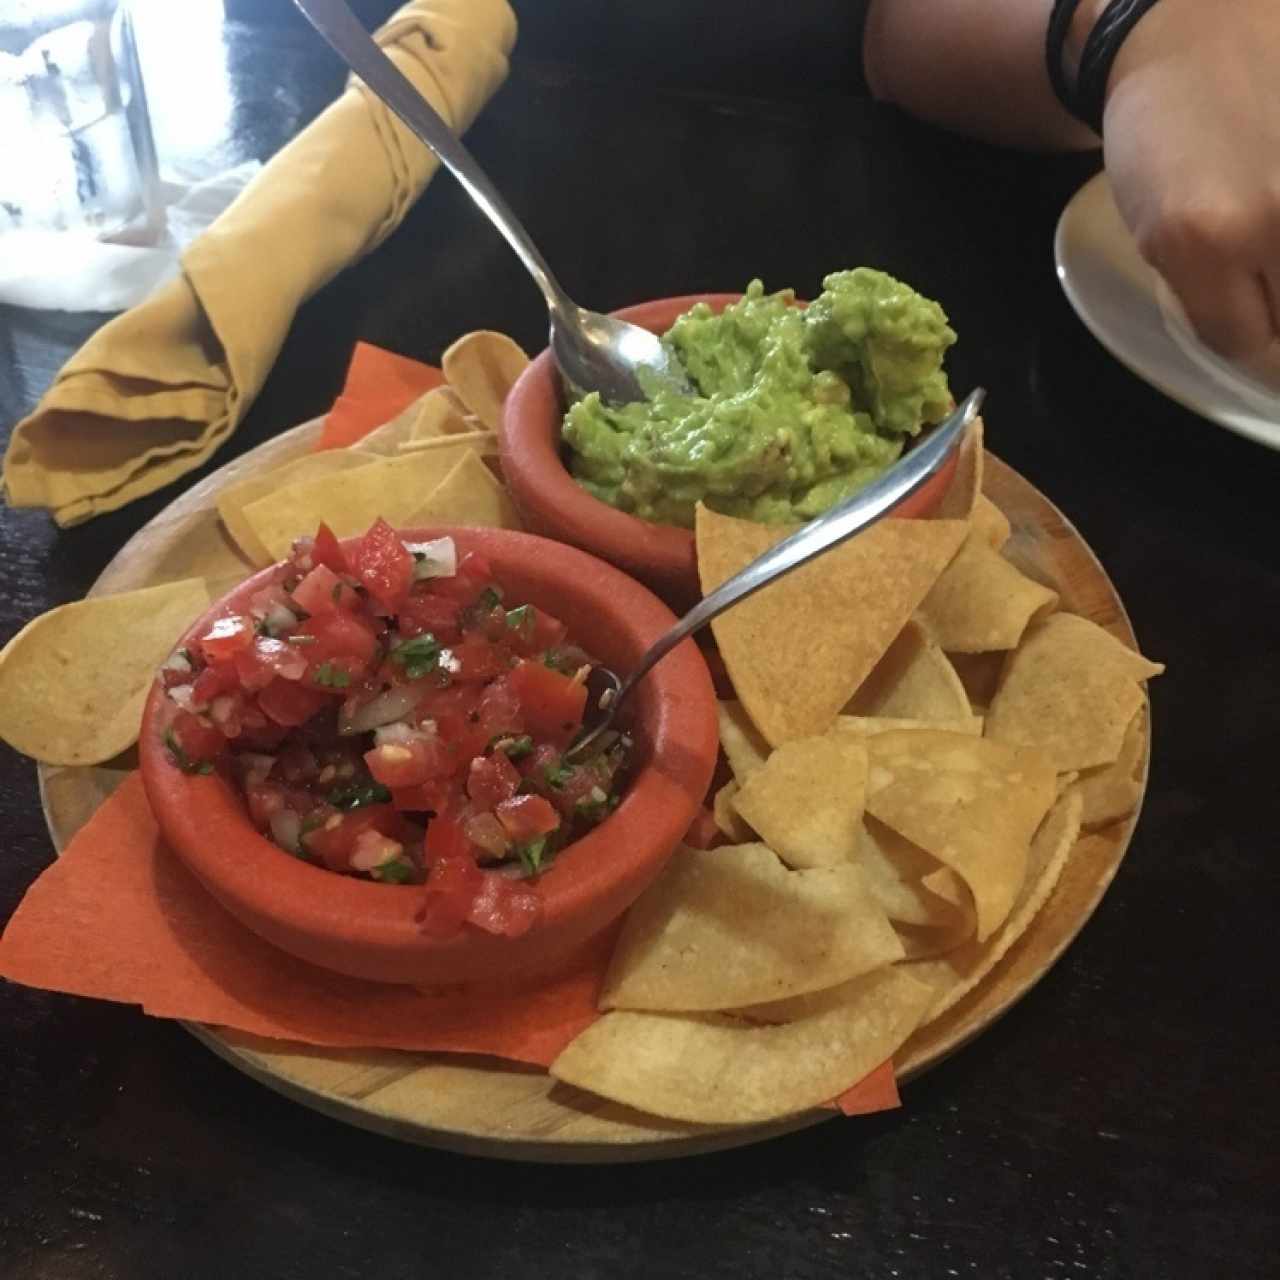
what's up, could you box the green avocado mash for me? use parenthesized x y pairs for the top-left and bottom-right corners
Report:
(562, 268), (957, 527)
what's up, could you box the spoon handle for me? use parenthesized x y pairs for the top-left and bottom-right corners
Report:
(612, 389), (985, 706)
(292, 0), (566, 311)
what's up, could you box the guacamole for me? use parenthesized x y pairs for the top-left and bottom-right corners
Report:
(562, 269), (957, 527)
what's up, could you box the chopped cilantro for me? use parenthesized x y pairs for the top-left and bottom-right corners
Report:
(313, 662), (351, 689)
(505, 604), (534, 634)
(327, 780), (392, 811)
(163, 728), (214, 775)
(371, 858), (415, 884)
(543, 762), (573, 790)
(494, 734), (533, 760)
(477, 586), (503, 611)
(390, 633), (441, 680)
(542, 648), (576, 674)
(515, 834), (548, 876)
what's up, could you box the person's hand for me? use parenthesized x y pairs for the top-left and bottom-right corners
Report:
(1102, 0), (1280, 375)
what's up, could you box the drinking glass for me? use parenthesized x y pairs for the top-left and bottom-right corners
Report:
(0, 0), (162, 246)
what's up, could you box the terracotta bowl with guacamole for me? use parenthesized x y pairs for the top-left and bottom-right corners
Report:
(501, 280), (961, 611)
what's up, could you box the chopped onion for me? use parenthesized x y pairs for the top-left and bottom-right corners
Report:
(350, 828), (404, 871)
(403, 536), (457, 580)
(339, 685), (420, 735)
(268, 809), (302, 854)
(168, 683), (196, 712)
(373, 719), (435, 747)
(237, 753), (277, 788)
(263, 603), (299, 636)
(463, 812), (510, 861)
(162, 650), (192, 676)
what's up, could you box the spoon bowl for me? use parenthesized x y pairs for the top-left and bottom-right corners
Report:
(292, 0), (689, 405)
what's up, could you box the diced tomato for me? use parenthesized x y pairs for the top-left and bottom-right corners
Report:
(191, 662), (239, 709)
(448, 636), (509, 685)
(198, 614), (255, 664)
(291, 563), (359, 616)
(475, 677), (524, 739)
(311, 522), (349, 575)
(350, 517), (413, 613)
(466, 752), (521, 809)
(295, 610), (380, 691)
(426, 552), (494, 603)
(682, 806), (723, 851)
(494, 793), (561, 842)
(233, 636), (308, 691)
(398, 592), (462, 644)
(364, 737), (453, 789)
(435, 710), (491, 770)
(416, 815), (484, 939)
(414, 682), (480, 723)
(258, 677), (331, 727)
(167, 710), (226, 764)
(465, 873), (540, 937)
(390, 780), (450, 813)
(508, 660), (588, 747)
(506, 604), (569, 658)
(303, 805), (405, 872)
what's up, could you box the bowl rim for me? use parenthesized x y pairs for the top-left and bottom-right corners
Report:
(499, 292), (958, 603)
(139, 526), (718, 972)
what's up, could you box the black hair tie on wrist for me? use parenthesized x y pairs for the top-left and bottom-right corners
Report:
(1046, 0), (1163, 136)
(1075, 0), (1163, 135)
(1046, 0), (1088, 123)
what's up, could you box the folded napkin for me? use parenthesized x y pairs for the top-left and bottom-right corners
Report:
(2, 0), (517, 527)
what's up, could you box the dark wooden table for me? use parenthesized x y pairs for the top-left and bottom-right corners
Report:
(2, 4), (1276, 1277)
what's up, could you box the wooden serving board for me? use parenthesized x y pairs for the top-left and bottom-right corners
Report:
(38, 424), (1148, 1162)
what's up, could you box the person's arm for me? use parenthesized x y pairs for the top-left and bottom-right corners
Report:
(865, 0), (1280, 367)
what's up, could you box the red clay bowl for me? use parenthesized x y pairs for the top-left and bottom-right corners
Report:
(139, 527), (718, 988)
(502, 293), (960, 613)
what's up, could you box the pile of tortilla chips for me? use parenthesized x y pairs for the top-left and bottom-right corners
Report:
(549, 441), (1162, 1125)
(0, 328), (1162, 1134)
(0, 332), (529, 768)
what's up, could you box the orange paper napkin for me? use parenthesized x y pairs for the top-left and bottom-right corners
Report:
(315, 342), (445, 450)
(0, 772), (898, 1116)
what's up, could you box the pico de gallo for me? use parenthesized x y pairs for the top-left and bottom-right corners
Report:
(157, 519), (630, 940)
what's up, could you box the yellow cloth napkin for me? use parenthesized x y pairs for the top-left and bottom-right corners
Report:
(3, 0), (516, 527)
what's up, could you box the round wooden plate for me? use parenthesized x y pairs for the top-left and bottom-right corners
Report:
(38, 423), (1149, 1162)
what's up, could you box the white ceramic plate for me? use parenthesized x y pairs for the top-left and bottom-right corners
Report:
(1054, 172), (1280, 450)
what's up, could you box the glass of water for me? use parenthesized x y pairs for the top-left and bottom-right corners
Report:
(0, 0), (162, 246)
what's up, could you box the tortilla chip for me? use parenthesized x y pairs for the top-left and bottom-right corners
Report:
(600, 842), (903, 1013)
(354, 393), (447, 456)
(835, 714), (982, 738)
(972, 494), (1012, 549)
(0, 579), (210, 766)
(905, 788), (1083, 1020)
(986, 614), (1163, 772)
(398, 429), (498, 457)
(696, 505), (968, 746)
(932, 417), (983, 520)
(857, 816), (966, 928)
(139, 518), (252, 599)
(717, 700), (771, 783)
(1070, 708), (1146, 827)
(916, 532), (1059, 653)
(864, 729), (1057, 941)
(240, 442), (483, 563)
(402, 385), (474, 441)
(845, 619), (972, 722)
(403, 451), (523, 531)
(554, 968), (932, 1124)
(713, 780), (756, 843)
(441, 331), (530, 432)
(731, 733), (867, 869)
(216, 450), (380, 566)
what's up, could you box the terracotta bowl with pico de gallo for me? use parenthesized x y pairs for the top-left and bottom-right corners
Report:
(139, 522), (718, 987)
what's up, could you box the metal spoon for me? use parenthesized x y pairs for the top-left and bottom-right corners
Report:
(292, 0), (690, 403)
(566, 389), (985, 761)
